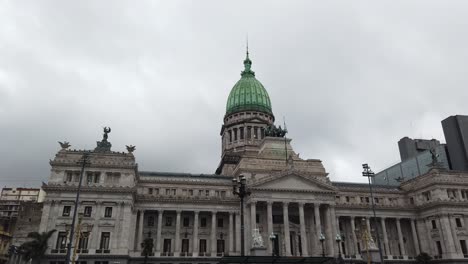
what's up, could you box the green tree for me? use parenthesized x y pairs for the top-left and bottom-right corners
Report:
(19, 229), (56, 264)
(416, 252), (432, 264)
(141, 237), (154, 264)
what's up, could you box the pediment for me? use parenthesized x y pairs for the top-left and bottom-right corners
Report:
(250, 171), (336, 192)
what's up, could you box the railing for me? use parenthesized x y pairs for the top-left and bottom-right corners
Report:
(95, 249), (111, 254)
(198, 252), (211, 257)
(161, 252), (174, 256)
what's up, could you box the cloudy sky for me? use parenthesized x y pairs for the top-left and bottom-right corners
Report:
(1, 0), (468, 188)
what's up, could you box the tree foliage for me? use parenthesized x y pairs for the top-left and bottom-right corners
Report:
(19, 229), (57, 264)
(416, 252), (432, 264)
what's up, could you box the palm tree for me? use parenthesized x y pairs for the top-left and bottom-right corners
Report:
(141, 238), (154, 264)
(19, 229), (56, 264)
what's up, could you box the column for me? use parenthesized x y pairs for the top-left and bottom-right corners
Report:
(298, 203), (308, 256)
(229, 212), (234, 254)
(329, 206), (338, 255)
(283, 202), (291, 256)
(440, 214), (457, 258)
(449, 215), (461, 255)
(250, 201), (257, 230)
(325, 206), (334, 256)
(350, 217), (360, 258)
(365, 217), (371, 235)
(156, 210), (163, 256)
(211, 211), (217, 256)
(314, 203), (322, 256)
(174, 210), (181, 256)
(396, 218), (406, 256)
(410, 218), (420, 256)
(193, 211), (199, 257)
(424, 219), (436, 254)
(381, 217), (391, 257)
(308, 210), (316, 256)
(138, 210), (145, 251)
(267, 201), (273, 254)
(235, 212), (241, 254)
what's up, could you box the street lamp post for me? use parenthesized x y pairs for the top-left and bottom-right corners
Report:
(65, 153), (90, 264)
(335, 234), (342, 262)
(319, 233), (326, 257)
(362, 164), (384, 264)
(269, 233), (278, 257)
(232, 175), (251, 256)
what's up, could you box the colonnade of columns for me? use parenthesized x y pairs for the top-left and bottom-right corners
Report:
(135, 209), (238, 257)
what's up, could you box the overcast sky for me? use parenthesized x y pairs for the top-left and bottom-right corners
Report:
(1, 0), (468, 188)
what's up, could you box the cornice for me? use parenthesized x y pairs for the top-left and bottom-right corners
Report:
(42, 184), (137, 194)
(138, 177), (231, 186)
(136, 195), (239, 205)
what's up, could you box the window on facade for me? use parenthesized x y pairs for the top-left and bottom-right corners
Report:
(182, 189), (187, 196)
(247, 127), (252, 139)
(166, 189), (171, 195)
(456, 218), (463, 228)
(215, 191), (220, 197)
(165, 217), (173, 226)
(83, 206), (92, 217)
(410, 197), (414, 205)
(62, 206), (71, 217)
(423, 191), (431, 201)
(345, 196), (350, 202)
(56, 232), (67, 249)
(461, 240), (468, 255)
(149, 188), (153, 195)
(104, 207), (112, 218)
(436, 241), (443, 256)
(106, 172), (120, 184)
(221, 191), (226, 198)
(163, 239), (172, 253)
(183, 217), (190, 227)
(432, 220), (437, 229)
(189, 189), (193, 196)
(240, 128), (244, 140)
(205, 190), (210, 196)
(198, 190), (203, 196)
(201, 217), (207, 227)
(199, 239), (207, 253)
(154, 188), (159, 195)
(217, 218), (224, 227)
(65, 171), (73, 182)
(228, 131), (232, 143)
(374, 197), (380, 203)
(256, 214), (260, 224)
(253, 127), (258, 139)
(217, 239), (225, 254)
(365, 197), (370, 203)
(233, 128), (238, 141)
(272, 215), (283, 224)
(260, 128), (265, 139)
(148, 216), (155, 227)
(182, 239), (189, 253)
(86, 172), (100, 184)
(99, 232), (110, 250)
(78, 232), (89, 249)
(172, 189), (176, 195)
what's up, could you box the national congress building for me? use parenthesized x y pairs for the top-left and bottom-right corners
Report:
(38, 51), (468, 264)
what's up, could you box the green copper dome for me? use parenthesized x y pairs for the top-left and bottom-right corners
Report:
(226, 52), (273, 116)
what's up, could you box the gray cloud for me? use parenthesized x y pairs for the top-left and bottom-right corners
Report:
(1, 0), (468, 187)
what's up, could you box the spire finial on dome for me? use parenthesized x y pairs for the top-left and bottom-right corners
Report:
(242, 39), (255, 77)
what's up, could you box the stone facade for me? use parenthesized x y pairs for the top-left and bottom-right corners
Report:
(36, 53), (468, 264)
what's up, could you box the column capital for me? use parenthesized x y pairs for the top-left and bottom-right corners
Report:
(212, 210), (217, 215)
(283, 202), (289, 208)
(266, 200), (274, 206)
(298, 202), (305, 207)
(157, 209), (164, 213)
(176, 209), (182, 214)
(193, 210), (200, 214)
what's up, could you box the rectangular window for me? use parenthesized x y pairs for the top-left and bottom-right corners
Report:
(99, 232), (110, 250)
(83, 206), (92, 217)
(183, 217), (190, 227)
(410, 197), (414, 205)
(181, 239), (189, 253)
(104, 207), (112, 218)
(461, 240), (468, 255)
(154, 188), (159, 195)
(198, 190), (203, 196)
(148, 216), (155, 227)
(256, 214), (260, 224)
(253, 127), (258, 139)
(149, 188), (153, 195)
(163, 239), (172, 253)
(189, 189), (193, 196)
(182, 189), (187, 196)
(240, 128), (244, 140)
(217, 239), (225, 254)
(56, 232), (68, 249)
(365, 197), (370, 203)
(172, 189), (176, 195)
(215, 191), (220, 197)
(221, 191), (226, 198)
(66, 172), (73, 182)
(234, 128), (238, 141)
(260, 128), (265, 139)
(78, 232), (89, 249)
(199, 239), (207, 253)
(432, 220), (437, 229)
(166, 189), (171, 195)
(62, 206), (71, 217)
(456, 218), (463, 228)
(228, 131), (232, 143)
(247, 127), (252, 139)
(205, 190), (210, 196)
(87, 174), (93, 184)
(217, 218), (224, 227)
(346, 196), (350, 202)
(165, 217), (173, 226)
(436, 241), (443, 256)
(201, 217), (207, 227)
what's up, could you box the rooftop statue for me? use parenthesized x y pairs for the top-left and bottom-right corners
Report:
(94, 127), (112, 152)
(58, 141), (71, 149)
(265, 124), (287, 138)
(126, 145), (136, 153)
